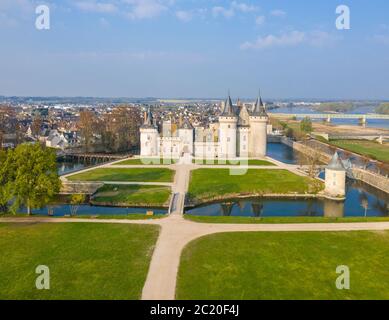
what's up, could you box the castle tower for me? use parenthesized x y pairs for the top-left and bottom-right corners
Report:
(325, 152), (346, 198)
(140, 108), (158, 157)
(178, 117), (194, 155)
(237, 104), (250, 157)
(249, 91), (268, 157)
(218, 94), (238, 159)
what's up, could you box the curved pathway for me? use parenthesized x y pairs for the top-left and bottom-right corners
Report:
(2, 215), (389, 300)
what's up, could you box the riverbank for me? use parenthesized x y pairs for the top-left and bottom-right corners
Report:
(184, 215), (389, 224)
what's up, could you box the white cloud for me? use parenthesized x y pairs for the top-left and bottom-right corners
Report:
(124, 0), (169, 20)
(175, 10), (192, 22)
(241, 30), (339, 50)
(212, 1), (258, 19)
(255, 15), (265, 26)
(74, 1), (118, 13)
(270, 9), (286, 17)
(0, 0), (34, 28)
(308, 31), (339, 47)
(212, 6), (234, 18)
(231, 1), (258, 13)
(241, 31), (305, 50)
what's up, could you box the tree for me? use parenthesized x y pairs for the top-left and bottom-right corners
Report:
(78, 110), (96, 153)
(300, 117), (313, 133)
(111, 106), (141, 152)
(0, 150), (15, 213)
(70, 194), (86, 216)
(12, 143), (61, 215)
(306, 148), (321, 178)
(31, 116), (43, 138)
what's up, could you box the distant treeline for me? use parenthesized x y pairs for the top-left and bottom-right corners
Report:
(376, 103), (389, 115)
(313, 102), (355, 113)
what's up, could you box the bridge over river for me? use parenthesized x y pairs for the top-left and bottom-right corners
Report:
(269, 113), (389, 125)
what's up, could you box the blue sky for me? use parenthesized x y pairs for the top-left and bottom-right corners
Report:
(1, 0), (389, 99)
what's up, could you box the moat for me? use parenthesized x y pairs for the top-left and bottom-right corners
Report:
(26, 142), (389, 218)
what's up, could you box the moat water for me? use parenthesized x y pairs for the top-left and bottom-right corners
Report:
(34, 143), (387, 218)
(57, 157), (110, 175)
(27, 205), (167, 217)
(185, 143), (389, 218)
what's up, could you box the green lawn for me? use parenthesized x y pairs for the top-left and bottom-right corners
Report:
(177, 231), (389, 300)
(67, 168), (175, 182)
(184, 215), (389, 224)
(0, 223), (159, 300)
(329, 139), (389, 163)
(193, 159), (274, 166)
(92, 184), (171, 207)
(188, 169), (323, 204)
(114, 158), (179, 165)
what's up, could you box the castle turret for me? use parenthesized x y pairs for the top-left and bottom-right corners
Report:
(325, 152), (346, 198)
(249, 91), (268, 157)
(140, 108), (158, 157)
(218, 94), (238, 159)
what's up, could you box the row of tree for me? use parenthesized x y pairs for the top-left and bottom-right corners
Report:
(78, 106), (141, 153)
(0, 143), (61, 215)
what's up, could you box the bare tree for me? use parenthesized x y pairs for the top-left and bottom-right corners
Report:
(31, 116), (42, 138)
(78, 110), (96, 153)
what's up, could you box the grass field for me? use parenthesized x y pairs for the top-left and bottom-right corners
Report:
(184, 215), (389, 224)
(67, 168), (175, 182)
(0, 223), (159, 300)
(177, 231), (389, 300)
(193, 159), (274, 166)
(92, 184), (171, 207)
(188, 169), (323, 204)
(114, 158), (179, 165)
(329, 139), (389, 163)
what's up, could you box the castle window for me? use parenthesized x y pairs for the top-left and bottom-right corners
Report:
(227, 138), (230, 142)
(228, 125), (231, 128)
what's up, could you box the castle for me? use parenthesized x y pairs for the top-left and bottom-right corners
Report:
(140, 93), (269, 160)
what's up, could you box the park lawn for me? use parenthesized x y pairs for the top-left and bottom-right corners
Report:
(177, 231), (389, 300)
(188, 169), (323, 204)
(184, 215), (389, 224)
(0, 222), (159, 300)
(329, 139), (389, 163)
(114, 158), (179, 165)
(92, 184), (171, 207)
(193, 159), (274, 166)
(67, 168), (175, 182)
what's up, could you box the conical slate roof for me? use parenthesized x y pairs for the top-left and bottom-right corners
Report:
(221, 94), (237, 117)
(238, 104), (250, 126)
(141, 108), (155, 129)
(327, 152), (346, 171)
(252, 91), (268, 117)
(180, 117), (193, 130)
